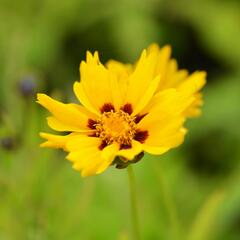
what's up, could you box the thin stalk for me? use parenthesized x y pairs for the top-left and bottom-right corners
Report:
(153, 161), (181, 239)
(127, 165), (140, 240)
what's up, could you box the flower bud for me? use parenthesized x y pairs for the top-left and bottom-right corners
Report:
(18, 75), (37, 98)
(0, 137), (15, 150)
(113, 152), (144, 169)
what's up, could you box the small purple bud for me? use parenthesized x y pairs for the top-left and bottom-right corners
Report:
(18, 76), (37, 98)
(1, 137), (15, 150)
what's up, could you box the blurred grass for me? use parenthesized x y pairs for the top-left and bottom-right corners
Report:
(0, 0), (240, 239)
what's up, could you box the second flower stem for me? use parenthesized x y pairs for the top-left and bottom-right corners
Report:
(127, 165), (140, 240)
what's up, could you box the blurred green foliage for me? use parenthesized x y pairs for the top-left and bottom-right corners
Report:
(0, 0), (240, 239)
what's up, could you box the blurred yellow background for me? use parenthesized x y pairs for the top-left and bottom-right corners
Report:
(0, 0), (240, 239)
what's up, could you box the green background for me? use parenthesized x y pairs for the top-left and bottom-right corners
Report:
(0, 0), (240, 239)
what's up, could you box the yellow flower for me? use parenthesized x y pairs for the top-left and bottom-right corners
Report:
(37, 44), (206, 177)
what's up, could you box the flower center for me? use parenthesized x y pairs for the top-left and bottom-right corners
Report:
(95, 110), (137, 145)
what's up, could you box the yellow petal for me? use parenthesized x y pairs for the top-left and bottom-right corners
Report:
(117, 140), (143, 160)
(37, 94), (91, 132)
(132, 74), (161, 115)
(177, 71), (207, 96)
(146, 44), (189, 92)
(148, 127), (186, 146)
(73, 81), (100, 116)
(109, 72), (125, 110)
(125, 49), (160, 114)
(66, 135), (100, 152)
(86, 50), (100, 64)
(139, 89), (194, 123)
(137, 97), (187, 154)
(183, 93), (204, 117)
(146, 45), (206, 109)
(142, 145), (170, 155)
(69, 151), (101, 176)
(140, 113), (185, 140)
(106, 60), (132, 107)
(146, 43), (161, 54)
(106, 60), (132, 78)
(81, 143), (118, 177)
(46, 117), (90, 133)
(74, 52), (126, 114)
(157, 59), (188, 90)
(176, 71), (206, 118)
(142, 126), (186, 156)
(97, 143), (119, 174)
(40, 132), (76, 150)
(66, 136), (102, 176)
(153, 44), (171, 75)
(66, 135), (118, 176)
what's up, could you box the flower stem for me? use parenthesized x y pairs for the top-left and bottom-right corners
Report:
(153, 161), (181, 240)
(127, 165), (140, 240)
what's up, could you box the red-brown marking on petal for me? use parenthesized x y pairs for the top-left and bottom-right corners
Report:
(101, 103), (115, 113)
(88, 132), (97, 137)
(134, 130), (148, 143)
(99, 141), (108, 150)
(88, 119), (97, 129)
(120, 144), (132, 150)
(134, 113), (148, 124)
(121, 103), (133, 115)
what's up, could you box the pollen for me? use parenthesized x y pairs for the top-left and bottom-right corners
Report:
(95, 110), (137, 145)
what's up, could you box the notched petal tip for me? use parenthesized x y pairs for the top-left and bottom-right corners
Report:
(36, 93), (45, 104)
(86, 51), (94, 62)
(86, 50), (100, 64)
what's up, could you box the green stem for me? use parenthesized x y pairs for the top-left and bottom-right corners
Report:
(153, 162), (181, 240)
(127, 165), (140, 240)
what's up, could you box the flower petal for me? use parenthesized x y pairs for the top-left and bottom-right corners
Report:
(117, 140), (143, 160)
(157, 59), (189, 90)
(147, 43), (171, 77)
(66, 135), (119, 176)
(146, 45), (206, 119)
(137, 90), (187, 155)
(40, 132), (77, 150)
(82, 143), (119, 177)
(74, 52), (126, 114)
(37, 94), (92, 132)
(106, 60), (132, 78)
(73, 81), (100, 115)
(141, 117), (186, 155)
(177, 71), (206, 118)
(140, 88), (194, 121)
(142, 145), (170, 155)
(66, 135), (100, 152)
(177, 71), (207, 96)
(132, 74), (161, 115)
(97, 143), (119, 174)
(124, 49), (161, 114)
(183, 93), (203, 117)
